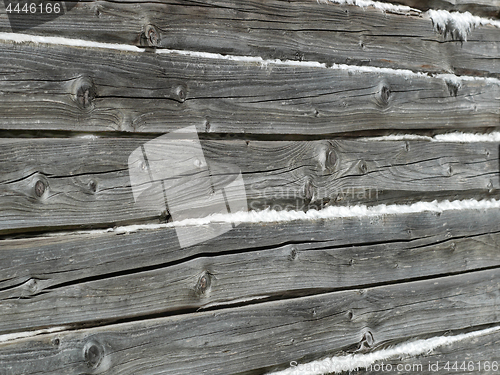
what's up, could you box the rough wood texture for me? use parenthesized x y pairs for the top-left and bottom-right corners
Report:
(1, 206), (499, 334)
(1, 232), (499, 335)
(0, 1), (499, 372)
(0, 138), (498, 234)
(0, 43), (499, 135)
(1, 268), (500, 375)
(0, 0), (499, 76)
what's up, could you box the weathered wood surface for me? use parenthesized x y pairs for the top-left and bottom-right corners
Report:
(0, 0), (499, 372)
(0, 43), (499, 135)
(0, 0), (499, 77)
(382, 0), (500, 18)
(356, 328), (500, 375)
(0, 138), (498, 234)
(1, 268), (499, 375)
(1, 206), (499, 334)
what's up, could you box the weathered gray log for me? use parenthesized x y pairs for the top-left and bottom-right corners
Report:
(0, 204), (499, 334)
(0, 42), (499, 135)
(1, 268), (499, 375)
(1, 231), (499, 335)
(0, 0), (499, 76)
(0, 138), (498, 233)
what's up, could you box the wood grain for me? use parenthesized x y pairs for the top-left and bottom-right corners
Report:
(1, 268), (499, 375)
(0, 0), (499, 76)
(0, 138), (498, 234)
(1, 231), (499, 335)
(0, 204), (499, 334)
(0, 42), (498, 135)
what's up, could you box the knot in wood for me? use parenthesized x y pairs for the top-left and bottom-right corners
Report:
(74, 77), (96, 110)
(303, 179), (314, 202)
(145, 25), (161, 47)
(196, 272), (211, 295)
(376, 83), (391, 107)
(362, 331), (374, 348)
(26, 278), (38, 293)
(487, 180), (494, 193)
(84, 341), (104, 369)
(358, 160), (368, 174)
(446, 81), (459, 97)
(35, 180), (46, 198)
(89, 180), (97, 193)
(176, 85), (186, 103)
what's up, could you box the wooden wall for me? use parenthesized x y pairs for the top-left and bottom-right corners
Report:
(0, 0), (499, 374)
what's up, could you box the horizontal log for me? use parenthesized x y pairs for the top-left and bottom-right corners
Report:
(0, 43), (498, 135)
(0, 205), (499, 334)
(0, 0), (499, 76)
(1, 268), (499, 374)
(1, 231), (499, 335)
(0, 138), (498, 233)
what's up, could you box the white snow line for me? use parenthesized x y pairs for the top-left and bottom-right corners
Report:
(0, 326), (69, 344)
(427, 9), (500, 42)
(38, 198), (500, 238)
(269, 325), (500, 375)
(0, 32), (499, 85)
(366, 131), (500, 143)
(319, 0), (419, 14)
(0, 32), (143, 52)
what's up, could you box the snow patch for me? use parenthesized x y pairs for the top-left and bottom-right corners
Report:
(269, 325), (500, 375)
(0, 326), (69, 344)
(77, 134), (99, 140)
(94, 198), (500, 235)
(320, 0), (418, 15)
(428, 9), (500, 41)
(0, 32), (143, 52)
(367, 131), (500, 143)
